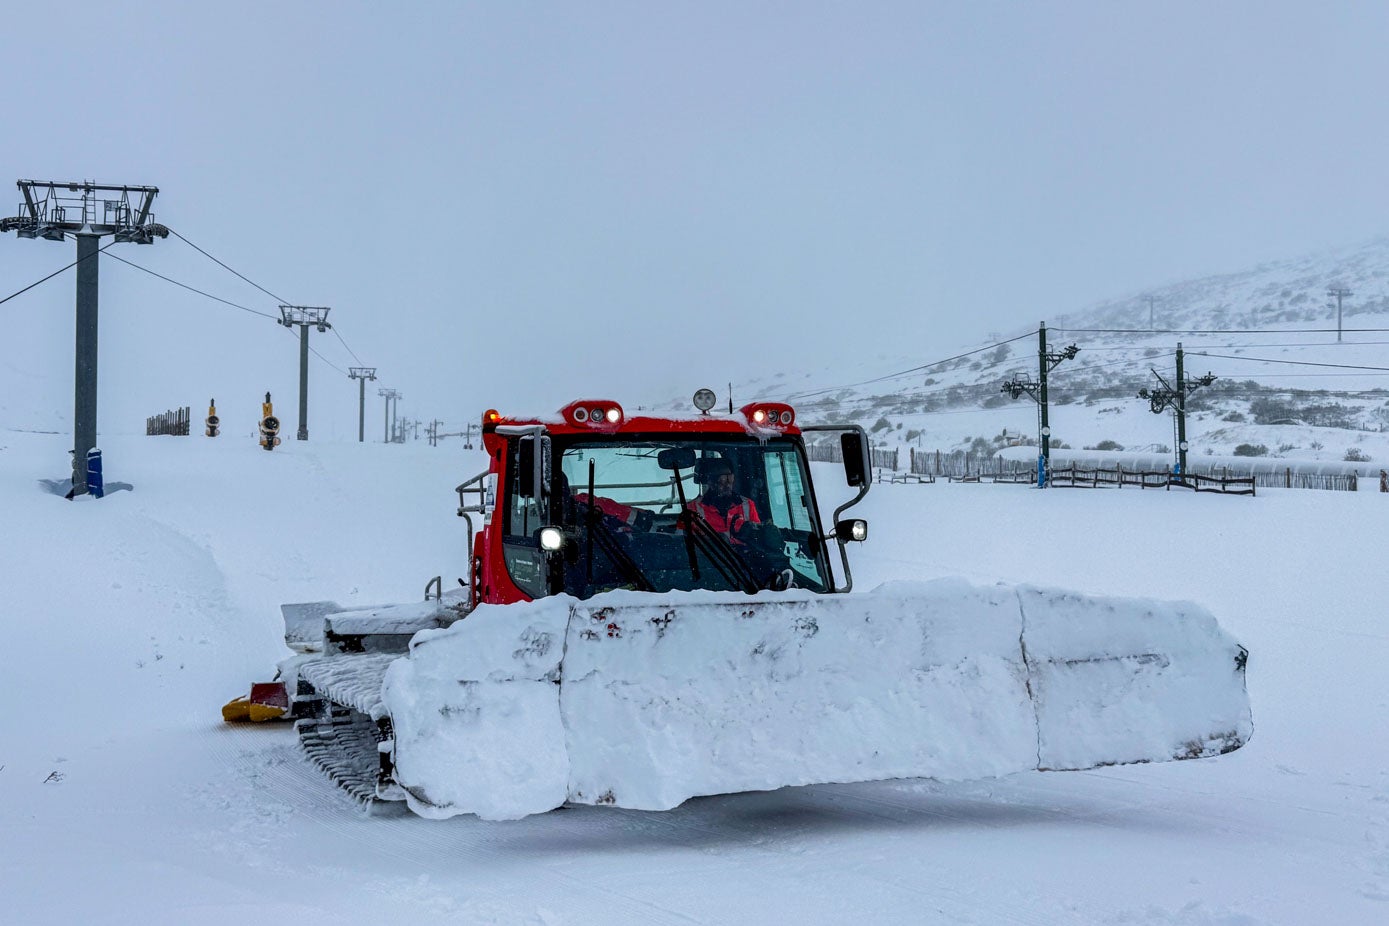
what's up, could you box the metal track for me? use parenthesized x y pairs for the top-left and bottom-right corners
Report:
(296, 704), (401, 811)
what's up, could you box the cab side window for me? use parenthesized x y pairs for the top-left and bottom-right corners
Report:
(763, 449), (812, 532)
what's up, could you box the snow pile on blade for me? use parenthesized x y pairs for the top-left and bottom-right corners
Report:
(381, 579), (1251, 821)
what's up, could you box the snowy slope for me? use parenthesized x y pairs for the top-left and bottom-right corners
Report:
(681, 237), (1389, 469)
(2, 429), (1386, 925)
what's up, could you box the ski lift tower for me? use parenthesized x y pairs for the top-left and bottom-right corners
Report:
(278, 306), (331, 441)
(0, 180), (167, 493)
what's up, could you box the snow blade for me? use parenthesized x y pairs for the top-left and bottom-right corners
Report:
(381, 579), (1251, 821)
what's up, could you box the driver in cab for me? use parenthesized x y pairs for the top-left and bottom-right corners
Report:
(689, 458), (762, 540)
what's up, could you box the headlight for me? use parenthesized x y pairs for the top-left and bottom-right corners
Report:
(834, 518), (868, 542)
(539, 527), (564, 552)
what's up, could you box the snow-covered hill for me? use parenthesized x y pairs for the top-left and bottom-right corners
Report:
(668, 238), (1389, 471)
(2, 427), (1387, 924)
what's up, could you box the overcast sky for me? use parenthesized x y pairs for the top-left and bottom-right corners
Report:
(3, 1), (1388, 439)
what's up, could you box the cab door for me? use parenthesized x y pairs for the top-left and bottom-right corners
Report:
(499, 432), (553, 600)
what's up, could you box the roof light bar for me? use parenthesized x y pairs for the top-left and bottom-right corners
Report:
(560, 399), (624, 429)
(739, 402), (795, 429)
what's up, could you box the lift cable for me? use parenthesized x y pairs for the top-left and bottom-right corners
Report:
(782, 331), (1037, 401)
(0, 239), (119, 308)
(107, 253), (279, 320)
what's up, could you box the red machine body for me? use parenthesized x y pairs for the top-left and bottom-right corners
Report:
(470, 399), (808, 607)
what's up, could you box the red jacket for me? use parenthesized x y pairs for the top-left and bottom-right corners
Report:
(574, 493), (649, 532)
(688, 494), (761, 539)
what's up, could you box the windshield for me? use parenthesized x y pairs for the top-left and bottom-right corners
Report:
(555, 435), (831, 597)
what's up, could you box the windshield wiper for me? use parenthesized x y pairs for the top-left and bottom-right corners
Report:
(678, 511), (760, 593)
(576, 459), (655, 593)
(583, 511), (656, 592)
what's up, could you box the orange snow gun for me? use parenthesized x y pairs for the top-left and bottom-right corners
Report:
(259, 392), (281, 451)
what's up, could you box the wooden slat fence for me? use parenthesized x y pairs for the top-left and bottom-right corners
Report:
(146, 406), (191, 436)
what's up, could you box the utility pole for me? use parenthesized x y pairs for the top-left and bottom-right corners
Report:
(1001, 321), (1079, 487)
(1139, 342), (1216, 475)
(277, 306), (331, 441)
(1, 180), (167, 493)
(378, 388), (400, 443)
(347, 367), (377, 442)
(1327, 286), (1352, 343)
(428, 419), (441, 447)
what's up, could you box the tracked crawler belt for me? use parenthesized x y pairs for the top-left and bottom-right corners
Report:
(294, 654), (402, 808)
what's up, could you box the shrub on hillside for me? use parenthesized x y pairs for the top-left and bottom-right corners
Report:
(1344, 448), (1372, 462)
(1233, 443), (1269, 457)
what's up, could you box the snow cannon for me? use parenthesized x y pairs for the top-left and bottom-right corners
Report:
(259, 392), (281, 450)
(206, 398), (220, 438)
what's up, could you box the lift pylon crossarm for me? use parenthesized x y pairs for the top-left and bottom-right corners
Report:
(4, 181), (166, 243)
(1001, 377), (1039, 403)
(1189, 372), (1217, 390)
(1043, 344), (1080, 373)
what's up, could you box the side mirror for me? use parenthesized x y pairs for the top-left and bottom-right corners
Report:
(841, 432), (868, 487)
(657, 447), (696, 471)
(834, 519), (868, 542)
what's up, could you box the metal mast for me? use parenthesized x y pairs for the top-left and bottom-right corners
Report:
(1139, 342), (1216, 475)
(1, 180), (167, 493)
(277, 306), (331, 441)
(1001, 322), (1078, 487)
(348, 367), (377, 442)
(379, 388), (400, 443)
(1326, 286), (1352, 343)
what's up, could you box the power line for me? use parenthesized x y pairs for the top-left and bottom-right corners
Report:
(1183, 340), (1389, 350)
(1054, 326), (1389, 335)
(0, 239), (118, 307)
(1190, 352), (1389, 372)
(1207, 371), (1389, 379)
(782, 332), (1036, 401)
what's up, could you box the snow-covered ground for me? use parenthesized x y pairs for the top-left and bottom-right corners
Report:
(2, 430), (1387, 925)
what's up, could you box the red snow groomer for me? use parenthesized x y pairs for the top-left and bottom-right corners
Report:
(225, 392), (1252, 821)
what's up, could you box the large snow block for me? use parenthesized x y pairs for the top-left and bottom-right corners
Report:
(381, 600), (571, 820)
(376, 579), (1250, 820)
(1016, 586), (1252, 770)
(560, 581), (1037, 811)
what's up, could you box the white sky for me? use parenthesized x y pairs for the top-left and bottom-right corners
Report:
(4, 1), (1388, 439)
